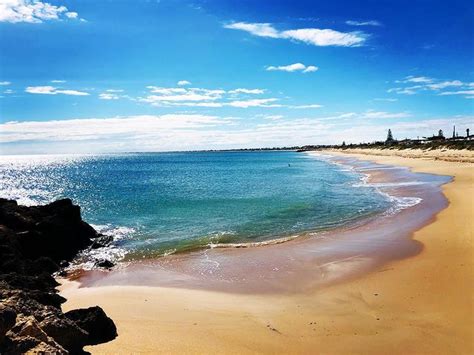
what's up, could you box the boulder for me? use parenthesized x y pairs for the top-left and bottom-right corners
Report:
(66, 306), (118, 345)
(94, 259), (115, 269)
(39, 314), (89, 352)
(0, 305), (16, 343)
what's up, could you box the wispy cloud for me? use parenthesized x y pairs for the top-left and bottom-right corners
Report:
(51, 80), (66, 83)
(228, 88), (265, 94)
(0, 81), (11, 86)
(65, 11), (77, 19)
(99, 93), (120, 100)
(139, 85), (280, 108)
(428, 80), (463, 90)
(374, 98), (398, 102)
(223, 22), (280, 38)
(289, 104), (323, 109)
(142, 86), (224, 103)
(177, 80), (191, 86)
(361, 110), (410, 119)
(25, 86), (89, 96)
(266, 63), (318, 73)
(227, 98), (279, 108)
(257, 114), (284, 120)
(346, 20), (381, 27)
(388, 76), (472, 98)
(0, 0), (81, 23)
(438, 90), (474, 96)
(224, 22), (367, 47)
(402, 76), (433, 83)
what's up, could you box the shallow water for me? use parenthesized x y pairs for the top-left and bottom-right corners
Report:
(1, 151), (405, 262)
(74, 154), (451, 294)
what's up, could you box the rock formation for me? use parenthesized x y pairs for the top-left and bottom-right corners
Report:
(0, 198), (117, 354)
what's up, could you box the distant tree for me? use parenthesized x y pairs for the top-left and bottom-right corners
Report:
(385, 129), (394, 144)
(342, 141), (346, 147)
(438, 129), (444, 138)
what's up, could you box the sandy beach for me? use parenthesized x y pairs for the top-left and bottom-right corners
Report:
(60, 149), (474, 354)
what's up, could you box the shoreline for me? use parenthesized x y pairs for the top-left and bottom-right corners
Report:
(64, 152), (448, 294)
(60, 151), (473, 354)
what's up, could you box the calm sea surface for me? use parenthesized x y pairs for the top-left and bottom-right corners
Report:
(0, 151), (393, 260)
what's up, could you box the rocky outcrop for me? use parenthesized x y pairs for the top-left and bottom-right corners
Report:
(0, 198), (117, 354)
(65, 307), (117, 345)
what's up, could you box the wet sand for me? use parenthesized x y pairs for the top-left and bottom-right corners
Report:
(60, 151), (473, 354)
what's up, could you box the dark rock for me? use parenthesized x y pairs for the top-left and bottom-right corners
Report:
(29, 257), (60, 274)
(66, 306), (118, 345)
(0, 305), (16, 343)
(94, 259), (114, 269)
(39, 314), (89, 352)
(59, 260), (70, 268)
(90, 234), (113, 249)
(0, 198), (117, 354)
(0, 198), (98, 263)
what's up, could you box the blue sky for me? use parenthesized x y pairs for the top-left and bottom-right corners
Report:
(0, 0), (473, 154)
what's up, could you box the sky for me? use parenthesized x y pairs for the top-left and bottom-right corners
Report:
(0, 0), (473, 154)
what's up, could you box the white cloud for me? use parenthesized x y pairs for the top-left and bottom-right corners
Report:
(228, 88), (264, 94)
(258, 114), (283, 120)
(266, 63), (318, 73)
(65, 11), (77, 19)
(51, 80), (66, 83)
(105, 89), (124, 93)
(438, 90), (474, 96)
(0, 81), (11, 86)
(281, 28), (366, 47)
(137, 85), (325, 109)
(3, 89), (14, 94)
(374, 98), (398, 102)
(224, 22), (367, 47)
(389, 76), (472, 98)
(303, 66), (318, 73)
(224, 22), (280, 38)
(141, 85), (278, 108)
(404, 76), (433, 83)
(346, 20), (381, 27)
(25, 86), (89, 96)
(142, 88), (224, 103)
(227, 98), (279, 108)
(0, 0), (80, 23)
(177, 80), (191, 86)
(2, 112), (471, 154)
(177, 102), (224, 108)
(0, 114), (235, 144)
(427, 80), (463, 90)
(99, 93), (120, 100)
(289, 104), (323, 109)
(362, 110), (410, 119)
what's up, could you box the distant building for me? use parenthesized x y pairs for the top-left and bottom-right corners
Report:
(398, 138), (425, 146)
(425, 129), (446, 141)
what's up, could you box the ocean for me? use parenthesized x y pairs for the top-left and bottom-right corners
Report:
(0, 151), (396, 263)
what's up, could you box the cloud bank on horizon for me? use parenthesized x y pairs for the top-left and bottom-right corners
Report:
(0, 0), (472, 154)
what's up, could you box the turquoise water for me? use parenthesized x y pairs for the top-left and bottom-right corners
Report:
(0, 151), (392, 259)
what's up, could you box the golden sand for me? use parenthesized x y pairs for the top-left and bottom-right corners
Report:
(60, 150), (474, 354)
